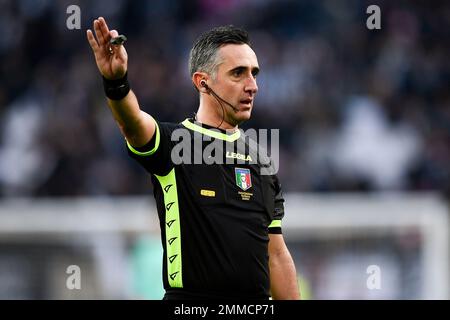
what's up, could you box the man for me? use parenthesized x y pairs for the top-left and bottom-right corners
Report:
(87, 17), (300, 300)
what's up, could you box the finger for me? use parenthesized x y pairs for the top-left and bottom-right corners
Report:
(108, 33), (126, 60)
(106, 30), (119, 56)
(86, 29), (99, 52)
(94, 19), (105, 45)
(114, 45), (127, 64)
(110, 30), (119, 39)
(109, 30), (122, 48)
(98, 17), (111, 43)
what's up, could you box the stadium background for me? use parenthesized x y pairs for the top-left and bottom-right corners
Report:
(0, 0), (448, 299)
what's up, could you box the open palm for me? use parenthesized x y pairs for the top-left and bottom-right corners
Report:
(87, 17), (128, 80)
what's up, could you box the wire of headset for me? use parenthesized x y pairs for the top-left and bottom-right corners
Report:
(192, 106), (225, 130)
(200, 80), (239, 129)
(208, 88), (227, 129)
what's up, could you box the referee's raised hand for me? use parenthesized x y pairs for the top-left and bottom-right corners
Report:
(87, 17), (128, 80)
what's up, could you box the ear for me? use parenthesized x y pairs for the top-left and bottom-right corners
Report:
(193, 72), (208, 93)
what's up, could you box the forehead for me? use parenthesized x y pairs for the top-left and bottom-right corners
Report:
(217, 44), (259, 69)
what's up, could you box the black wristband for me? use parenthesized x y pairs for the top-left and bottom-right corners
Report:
(103, 73), (130, 100)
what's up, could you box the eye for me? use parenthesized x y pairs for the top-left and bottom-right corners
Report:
(232, 69), (243, 77)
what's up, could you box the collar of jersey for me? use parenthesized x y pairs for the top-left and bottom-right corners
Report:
(182, 118), (241, 142)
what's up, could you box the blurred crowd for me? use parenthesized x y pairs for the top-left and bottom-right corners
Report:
(0, 0), (449, 197)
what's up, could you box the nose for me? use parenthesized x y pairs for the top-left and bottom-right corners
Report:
(244, 76), (258, 95)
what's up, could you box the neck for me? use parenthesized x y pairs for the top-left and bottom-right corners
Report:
(196, 101), (238, 131)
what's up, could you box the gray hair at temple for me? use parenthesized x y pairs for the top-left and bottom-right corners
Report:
(188, 25), (250, 79)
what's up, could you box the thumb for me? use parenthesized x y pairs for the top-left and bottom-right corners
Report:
(109, 29), (127, 65)
(108, 29), (126, 60)
(110, 30), (119, 39)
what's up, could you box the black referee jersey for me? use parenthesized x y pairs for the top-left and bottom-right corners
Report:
(126, 117), (285, 300)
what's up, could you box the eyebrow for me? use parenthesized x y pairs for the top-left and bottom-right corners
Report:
(229, 66), (260, 75)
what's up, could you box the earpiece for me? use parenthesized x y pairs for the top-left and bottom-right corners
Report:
(198, 78), (239, 113)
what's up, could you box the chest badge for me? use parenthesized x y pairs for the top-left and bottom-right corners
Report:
(235, 168), (252, 191)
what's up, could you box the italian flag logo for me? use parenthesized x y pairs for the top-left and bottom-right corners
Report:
(235, 168), (252, 191)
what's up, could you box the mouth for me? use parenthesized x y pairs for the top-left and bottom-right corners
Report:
(239, 98), (253, 108)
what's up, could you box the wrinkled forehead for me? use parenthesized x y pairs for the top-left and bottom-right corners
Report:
(217, 44), (259, 69)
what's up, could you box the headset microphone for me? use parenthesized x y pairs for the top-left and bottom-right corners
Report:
(200, 81), (240, 113)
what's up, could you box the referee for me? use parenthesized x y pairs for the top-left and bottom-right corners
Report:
(87, 17), (300, 300)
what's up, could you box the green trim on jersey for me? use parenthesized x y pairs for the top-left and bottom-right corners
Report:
(268, 219), (282, 228)
(126, 120), (161, 156)
(182, 119), (241, 142)
(155, 168), (183, 288)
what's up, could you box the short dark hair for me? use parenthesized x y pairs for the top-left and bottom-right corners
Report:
(189, 25), (250, 78)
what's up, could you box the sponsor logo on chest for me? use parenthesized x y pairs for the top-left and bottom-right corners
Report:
(226, 151), (252, 162)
